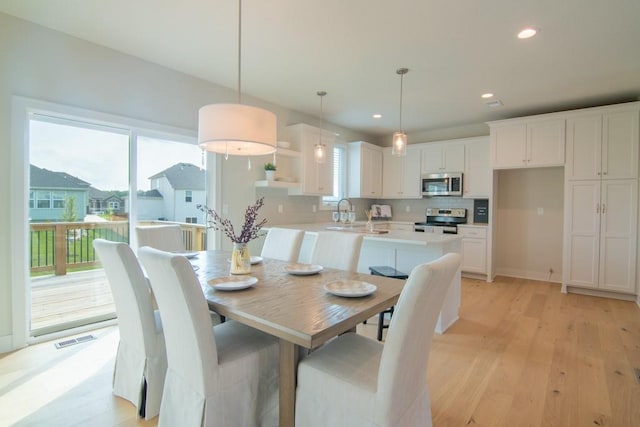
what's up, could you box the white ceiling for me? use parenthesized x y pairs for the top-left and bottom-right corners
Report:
(2, 0), (640, 141)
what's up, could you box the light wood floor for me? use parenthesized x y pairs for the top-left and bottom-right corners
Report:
(1, 276), (639, 426)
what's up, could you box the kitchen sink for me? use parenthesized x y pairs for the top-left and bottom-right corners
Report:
(325, 226), (388, 234)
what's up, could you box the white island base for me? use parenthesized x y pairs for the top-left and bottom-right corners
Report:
(280, 226), (462, 334)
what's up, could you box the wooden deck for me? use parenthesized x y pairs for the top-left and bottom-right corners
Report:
(31, 269), (116, 333)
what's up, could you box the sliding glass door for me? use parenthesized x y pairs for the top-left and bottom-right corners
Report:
(26, 113), (204, 337)
(28, 116), (129, 336)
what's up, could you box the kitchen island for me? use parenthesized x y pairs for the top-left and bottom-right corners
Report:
(264, 223), (461, 333)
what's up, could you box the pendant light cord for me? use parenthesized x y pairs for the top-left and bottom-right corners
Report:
(399, 72), (403, 131)
(237, 0), (242, 104)
(396, 68), (408, 133)
(318, 91), (327, 145)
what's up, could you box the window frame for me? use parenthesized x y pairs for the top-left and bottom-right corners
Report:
(320, 142), (347, 210)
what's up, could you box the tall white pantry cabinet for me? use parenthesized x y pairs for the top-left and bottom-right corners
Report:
(562, 103), (640, 296)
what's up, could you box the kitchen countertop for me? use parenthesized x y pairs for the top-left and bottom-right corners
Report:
(270, 222), (461, 246)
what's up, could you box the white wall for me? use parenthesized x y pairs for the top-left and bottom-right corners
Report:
(0, 13), (373, 350)
(495, 167), (564, 282)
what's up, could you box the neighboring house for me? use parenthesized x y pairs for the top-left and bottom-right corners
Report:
(148, 163), (206, 224)
(136, 189), (164, 221)
(88, 187), (127, 216)
(29, 164), (89, 222)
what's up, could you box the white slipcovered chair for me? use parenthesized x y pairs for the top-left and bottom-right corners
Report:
(260, 227), (305, 263)
(295, 252), (462, 427)
(138, 246), (280, 427)
(310, 231), (363, 272)
(135, 224), (184, 252)
(92, 239), (167, 419)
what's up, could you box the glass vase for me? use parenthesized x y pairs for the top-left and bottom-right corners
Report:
(230, 242), (251, 275)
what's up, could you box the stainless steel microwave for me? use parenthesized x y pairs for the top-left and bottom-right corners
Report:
(421, 172), (463, 196)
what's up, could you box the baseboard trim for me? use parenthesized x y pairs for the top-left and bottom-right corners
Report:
(0, 334), (17, 354)
(565, 286), (637, 302)
(462, 272), (488, 282)
(495, 268), (561, 283)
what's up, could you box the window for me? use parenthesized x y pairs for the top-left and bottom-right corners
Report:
(321, 144), (347, 209)
(108, 200), (120, 210)
(36, 191), (51, 208)
(52, 192), (65, 208)
(185, 217), (197, 224)
(29, 191), (34, 209)
(185, 190), (193, 203)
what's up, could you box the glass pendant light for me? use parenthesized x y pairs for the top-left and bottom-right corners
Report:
(392, 68), (409, 157)
(197, 0), (277, 157)
(314, 91), (327, 163)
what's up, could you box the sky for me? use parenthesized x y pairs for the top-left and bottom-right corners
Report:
(29, 119), (203, 191)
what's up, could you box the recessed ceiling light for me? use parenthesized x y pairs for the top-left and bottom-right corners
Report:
(517, 27), (538, 39)
(481, 93), (494, 99)
(373, 113), (382, 119)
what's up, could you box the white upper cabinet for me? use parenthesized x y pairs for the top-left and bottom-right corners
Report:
(348, 141), (382, 198)
(463, 137), (491, 199)
(421, 143), (465, 173)
(285, 123), (334, 196)
(565, 109), (639, 181)
(489, 118), (565, 169)
(382, 146), (421, 199)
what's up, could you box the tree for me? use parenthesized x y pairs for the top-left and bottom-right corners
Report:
(62, 195), (77, 222)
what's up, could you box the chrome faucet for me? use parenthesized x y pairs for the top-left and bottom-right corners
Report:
(336, 198), (352, 222)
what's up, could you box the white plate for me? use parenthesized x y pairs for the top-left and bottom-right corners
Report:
(208, 276), (258, 291)
(174, 251), (199, 259)
(227, 256), (263, 265)
(324, 280), (377, 297)
(284, 263), (323, 275)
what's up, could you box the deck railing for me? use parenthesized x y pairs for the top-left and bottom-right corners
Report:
(30, 220), (207, 276)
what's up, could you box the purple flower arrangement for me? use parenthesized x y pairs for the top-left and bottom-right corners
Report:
(198, 197), (267, 244)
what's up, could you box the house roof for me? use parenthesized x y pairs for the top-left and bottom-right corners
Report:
(30, 164), (91, 190)
(137, 189), (163, 199)
(88, 186), (110, 199)
(149, 163), (205, 190)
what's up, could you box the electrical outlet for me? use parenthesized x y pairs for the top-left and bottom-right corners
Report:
(278, 204), (283, 214)
(312, 204), (317, 213)
(405, 205), (411, 213)
(537, 207), (544, 215)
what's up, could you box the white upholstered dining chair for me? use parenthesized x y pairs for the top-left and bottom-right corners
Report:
(135, 224), (184, 252)
(92, 239), (167, 419)
(138, 246), (280, 427)
(295, 252), (462, 427)
(260, 227), (305, 263)
(310, 231), (364, 272)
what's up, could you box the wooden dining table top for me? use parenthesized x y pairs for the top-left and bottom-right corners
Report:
(191, 250), (406, 349)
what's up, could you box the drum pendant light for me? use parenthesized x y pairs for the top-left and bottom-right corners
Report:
(198, 0), (277, 157)
(314, 91), (327, 163)
(392, 68), (409, 157)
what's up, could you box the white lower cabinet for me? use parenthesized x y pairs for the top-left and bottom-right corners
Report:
(458, 225), (487, 274)
(563, 179), (637, 294)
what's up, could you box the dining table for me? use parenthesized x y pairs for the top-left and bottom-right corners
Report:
(190, 250), (406, 427)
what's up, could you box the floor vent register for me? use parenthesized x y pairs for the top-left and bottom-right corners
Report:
(55, 334), (97, 349)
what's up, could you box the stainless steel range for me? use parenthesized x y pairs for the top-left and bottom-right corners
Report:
(414, 208), (467, 234)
